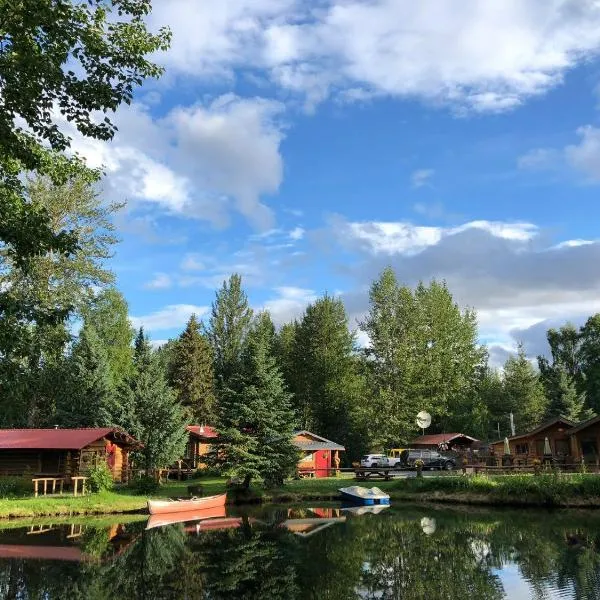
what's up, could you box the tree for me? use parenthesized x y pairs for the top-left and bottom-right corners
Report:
(0, 0), (170, 260)
(502, 344), (548, 433)
(213, 312), (298, 488)
(125, 329), (188, 472)
(0, 1), (170, 370)
(360, 268), (486, 445)
(580, 314), (600, 414)
(544, 366), (590, 422)
(170, 315), (216, 424)
(294, 295), (367, 458)
(82, 288), (135, 387)
(273, 321), (300, 394)
(55, 324), (118, 427)
(207, 274), (253, 388)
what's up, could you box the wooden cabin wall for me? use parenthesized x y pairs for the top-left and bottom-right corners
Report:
(0, 450), (69, 476)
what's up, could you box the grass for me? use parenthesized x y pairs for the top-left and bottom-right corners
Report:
(2, 472), (600, 519)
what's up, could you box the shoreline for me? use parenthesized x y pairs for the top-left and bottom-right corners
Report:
(2, 473), (600, 520)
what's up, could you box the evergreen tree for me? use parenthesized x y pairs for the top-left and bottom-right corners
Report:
(126, 330), (188, 472)
(544, 366), (590, 422)
(170, 314), (216, 424)
(579, 314), (600, 414)
(273, 321), (300, 395)
(502, 344), (548, 433)
(214, 313), (298, 488)
(295, 295), (367, 458)
(56, 325), (118, 427)
(207, 274), (253, 389)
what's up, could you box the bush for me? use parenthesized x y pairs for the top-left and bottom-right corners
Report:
(128, 475), (160, 495)
(86, 463), (114, 493)
(0, 476), (33, 498)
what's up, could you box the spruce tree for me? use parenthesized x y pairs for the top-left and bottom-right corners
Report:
(207, 274), (253, 389)
(56, 325), (118, 427)
(544, 366), (589, 422)
(214, 312), (298, 488)
(126, 330), (188, 472)
(170, 314), (216, 424)
(502, 344), (548, 433)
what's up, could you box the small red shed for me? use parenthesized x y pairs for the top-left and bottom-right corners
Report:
(292, 431), (345, 478)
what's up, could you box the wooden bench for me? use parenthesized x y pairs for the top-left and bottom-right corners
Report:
(32, 477), (65, 497)
(355, 468), (393, 481)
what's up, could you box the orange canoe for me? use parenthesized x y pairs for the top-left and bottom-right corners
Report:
(147, 493), (227, 516)
(146, 505), (228, 529)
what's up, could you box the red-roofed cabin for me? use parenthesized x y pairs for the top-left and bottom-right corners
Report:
(0, 428), (139, 482)
(183, 425), (218, 469)
(293, 431), (345, 478)
(409, 433), (480, 451)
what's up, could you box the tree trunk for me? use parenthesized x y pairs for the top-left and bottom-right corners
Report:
(243, 474), (252, 490)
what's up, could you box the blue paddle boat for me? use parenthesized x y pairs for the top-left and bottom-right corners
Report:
(339, 486), (390, 506)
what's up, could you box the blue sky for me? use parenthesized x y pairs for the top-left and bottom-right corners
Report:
(69, 1), (600, 365)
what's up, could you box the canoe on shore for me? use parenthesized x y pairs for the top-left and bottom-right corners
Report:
(339, 486), (390, 506)
(147, 493), (227, 516)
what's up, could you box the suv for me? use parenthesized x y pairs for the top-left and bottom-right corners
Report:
(386, 448), (406, 469)
(400, 449), (456, 471)
(360, 454), (388, 468)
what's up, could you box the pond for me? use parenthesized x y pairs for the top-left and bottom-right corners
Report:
(0, 503), (599, 599)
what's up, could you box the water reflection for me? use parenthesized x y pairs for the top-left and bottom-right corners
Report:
(0, 505), (599, 599)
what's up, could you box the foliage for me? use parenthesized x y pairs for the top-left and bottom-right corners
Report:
(0, 0), (170, 371)
(0, 476), (34, 498)
(360, 268), (486, 445)
(580, 314), (600, 414)
(124, 329), (188, 472)
(207, 274), (253, 389)
(293, 295), (368, 459)
(80, 526), (112, 558)
(128, 475), (161, 495)
(170, 314), (216, 423)
(86, 463), (114, 493)
(213, 312), (299, 488)
(502, 344), (548, 433)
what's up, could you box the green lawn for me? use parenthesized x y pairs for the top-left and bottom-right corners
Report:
(1, 472), (600, 519)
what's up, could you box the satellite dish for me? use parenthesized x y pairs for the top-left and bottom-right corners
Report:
(416, 411), (432, 430)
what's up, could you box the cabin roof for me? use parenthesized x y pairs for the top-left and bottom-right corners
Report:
(0, 428), (137, 450)
(490, 416), (577, 445)
(292, 430), (345, 451)
(410, 433), (479, 446)
(566, 414), (600, 435)
(186, 425), (218, 439)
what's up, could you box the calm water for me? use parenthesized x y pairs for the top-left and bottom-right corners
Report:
(0, 503), (599, 599)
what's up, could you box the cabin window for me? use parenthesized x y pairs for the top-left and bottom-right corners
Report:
(299, 452), (313, 463)
(515, 443), (529, 455)
(555, 440), (569, 456)
(581, 439), (598, 457)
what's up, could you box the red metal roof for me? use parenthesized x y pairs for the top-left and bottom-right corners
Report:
(187, 425), (218, 439)
(410, 433), (479, 446)
(0, 428), (129, 450)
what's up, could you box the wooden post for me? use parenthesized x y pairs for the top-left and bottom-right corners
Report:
(34, 480), (38, 498)
(73, 479), (78, 497)
(60, 479), (64, 495)
(43, 480), (47, 496)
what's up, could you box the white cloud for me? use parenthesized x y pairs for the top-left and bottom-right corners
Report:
(518, 148), (561, 171)
(144, 273), (173, 290)
(552, 239), (596, 249)
(131, 304), (209, 332)
(411, 169), (434, 188)
(263, 286), (318, 325)
(339, 218), (537, 256)
(180, 254), (207, 271)
(150, 1), (600, 112)
(565, 125), (600, 181)
(289, 226), (305, 241)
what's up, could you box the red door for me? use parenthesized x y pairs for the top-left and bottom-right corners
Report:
(315, 450), (330, 478)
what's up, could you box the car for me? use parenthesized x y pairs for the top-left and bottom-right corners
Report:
(400, 449), (456, 471)
(386, 448), (406, 469)
(360, 454), (389, 468)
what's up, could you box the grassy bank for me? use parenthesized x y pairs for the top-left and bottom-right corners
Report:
(2, 472), (600, 519)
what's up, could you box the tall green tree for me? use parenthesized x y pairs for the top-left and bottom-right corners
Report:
(170, 314), (216, 424)
(125, 329), (188, 472)
(294, 295), (367, 457)
(213, 312), (298, 488)
(580, 314), (600, 414)
(273, 321), (300, 394)
(544, 366), (590, 422)
(360, 268), (486, 445)
(0, 1), (170, 368)
(56, 324), (118, 427)
(502, 344), (548, 433)
(82, 288), (135, 387)
(207, 274), (253, 388)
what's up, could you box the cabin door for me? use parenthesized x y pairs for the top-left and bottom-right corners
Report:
(315, 450), (330, 478)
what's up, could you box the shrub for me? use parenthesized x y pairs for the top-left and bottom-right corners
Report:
(128, 475), (160, 495)
(86, 463), (114, 493)
(0, 476), (33, 498)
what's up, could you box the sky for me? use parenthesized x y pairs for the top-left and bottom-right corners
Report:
(70, 0), (600, 366)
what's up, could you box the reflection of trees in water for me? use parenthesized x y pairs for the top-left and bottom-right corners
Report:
(2, 509), (600, 598)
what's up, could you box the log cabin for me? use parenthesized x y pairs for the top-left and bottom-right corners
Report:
(409, 433), (480, 451)
(568, 415), (600, 463)
(0, 428), (139, 483)
(489, 417), (576, 463)
(182, 425), (218, 468)
(293, 430), (345, 478)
